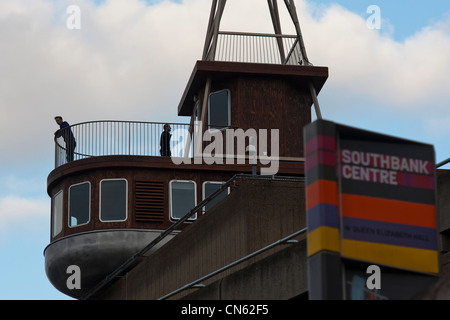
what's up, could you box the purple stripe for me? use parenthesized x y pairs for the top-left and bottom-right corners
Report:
(307, 203), (340, 232)
(403, 173), (413, 186)
(397, 172), (435, 190)
(342, 217), (437, 250)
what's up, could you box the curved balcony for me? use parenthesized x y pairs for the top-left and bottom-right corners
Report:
(54, 120), (195, 168)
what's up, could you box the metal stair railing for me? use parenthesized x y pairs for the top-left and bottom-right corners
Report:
(80, 173), (305, 300)
(157, 227), (307, 300)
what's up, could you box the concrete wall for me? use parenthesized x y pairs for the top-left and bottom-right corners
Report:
(421, 170), (450, 299)
(182, 240), (307, 300)
(96, 178), (306, 300)
(94, 170), (450, 300)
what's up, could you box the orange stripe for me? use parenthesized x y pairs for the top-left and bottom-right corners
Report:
(306, 180), (339, 210)
(341, 194), (436, 228)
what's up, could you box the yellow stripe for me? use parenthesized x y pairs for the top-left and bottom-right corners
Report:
(308, 226), (341, 257)
(342, 239), (439, 274)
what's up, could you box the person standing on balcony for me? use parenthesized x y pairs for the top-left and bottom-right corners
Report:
(160, 124), (172, 157)
(54, 116), (76, 163)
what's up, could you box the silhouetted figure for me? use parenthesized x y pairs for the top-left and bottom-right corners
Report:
(160, 124), (172, 157)
(54, 116), (76, 163)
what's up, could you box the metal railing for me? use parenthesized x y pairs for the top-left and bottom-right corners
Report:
(213, 31), (304, 65)
(54, 120), (197, 168)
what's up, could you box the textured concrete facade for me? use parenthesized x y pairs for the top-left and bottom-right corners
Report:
(95, 178), (307, 300)
(91, 170), (450, 300)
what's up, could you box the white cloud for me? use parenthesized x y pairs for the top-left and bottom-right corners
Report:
(0, 0), (210, 165)
(0, 0), (449, 165)
(0, 196), (48, 231)
(303, 3), (450, 111)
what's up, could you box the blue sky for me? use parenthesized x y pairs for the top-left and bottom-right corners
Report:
(0, 0), (449, 300)
(311, 0), (449, 41)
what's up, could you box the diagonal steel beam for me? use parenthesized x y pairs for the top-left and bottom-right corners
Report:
(283, 0), (310, 65)
(267, 0), (286, 63)
(202, 0), (227, 61)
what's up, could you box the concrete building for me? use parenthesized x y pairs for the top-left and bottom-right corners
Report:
(44, 1), (450, 300)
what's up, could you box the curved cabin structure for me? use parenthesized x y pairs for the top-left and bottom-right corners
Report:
(44, 121), (316, 299)
(44, 1), (328, 299)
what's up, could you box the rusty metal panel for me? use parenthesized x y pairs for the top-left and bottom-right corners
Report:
(135, 181), (165, 223)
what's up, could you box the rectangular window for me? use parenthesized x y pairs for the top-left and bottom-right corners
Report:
(69, 182), (91, 227)
(100, 179), (128, 222)
(202, 182), (230, 213)
(169, 180), (197, 221)
(209, 89), (230, 129)
(52, 190), (63, 237)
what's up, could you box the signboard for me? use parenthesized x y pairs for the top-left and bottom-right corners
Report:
(304, 119), (439, 300)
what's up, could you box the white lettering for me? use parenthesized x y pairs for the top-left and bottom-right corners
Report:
(259, 129), (279, 176)
(170, 122), (279, 174)
(66, 5), (81, 30)
(171, 128), (192, 165)
(380, 155), (389, 169)
(340, 149), (429, 176)
(203, 129), (224, 165)
(342, 149), (351, 164)
(391, 156), (400, 170)
(400, 158), (410, 172)
(66, 265), (81, 290)
(341, 165), (397, 185)
(181, 304), (215, 317)
(420, 160), (429, 175)
(366, 265), (381, 290)
(366, 5), (381, 30)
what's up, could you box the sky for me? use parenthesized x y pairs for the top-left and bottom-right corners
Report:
(0, 0), (449, 300)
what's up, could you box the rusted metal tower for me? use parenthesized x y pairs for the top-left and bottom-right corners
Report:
(200, 0), (321, 118)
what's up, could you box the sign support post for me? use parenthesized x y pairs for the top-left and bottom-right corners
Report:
(304, 119), (440, 300)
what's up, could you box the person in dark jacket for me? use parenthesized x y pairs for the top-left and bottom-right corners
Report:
(54, 116), (76, 162)
(160, 124), (172, 157)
